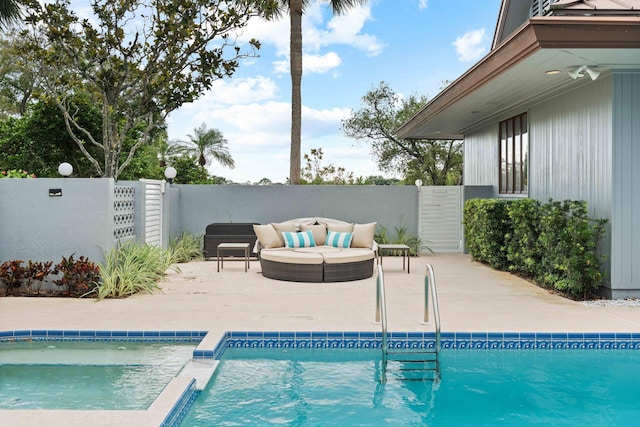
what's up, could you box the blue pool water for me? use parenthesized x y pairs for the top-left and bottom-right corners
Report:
(181, 347), (640, 426)
(0, 340), (196, 410)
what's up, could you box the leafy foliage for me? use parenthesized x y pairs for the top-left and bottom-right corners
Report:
(169, 232), (204, 263)
(464, 198), (608, 300)
(375, 225), (422, 256)
(463, 199), (511, 270)
(301, 148), (354, 184)
(95, 241), (180, 300)
(23, 260), (54, 295)
(22, 0), (275, 179)
(0, 259), (27, 295)
(52, 254), (101, 297)
(0, 169), (36, 178)
(342, 81), (463, 185)
(176, 123), (235, 172)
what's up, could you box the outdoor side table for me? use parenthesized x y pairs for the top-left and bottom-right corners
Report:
(377, 244), (411, 273)
(217, 242), (251, 272)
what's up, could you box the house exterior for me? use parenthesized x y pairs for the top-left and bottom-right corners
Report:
(397, 0), (640, 298)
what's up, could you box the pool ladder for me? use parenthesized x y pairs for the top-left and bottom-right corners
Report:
(376, 264), (441, 382)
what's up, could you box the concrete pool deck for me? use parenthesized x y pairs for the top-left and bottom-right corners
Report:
(2, 253), (640, 426)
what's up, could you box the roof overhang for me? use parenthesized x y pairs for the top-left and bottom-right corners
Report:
(397, 16), (640, 140)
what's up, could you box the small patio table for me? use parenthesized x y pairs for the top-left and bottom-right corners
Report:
(377, 243), (411, 273)
(217, 242), (251, 272)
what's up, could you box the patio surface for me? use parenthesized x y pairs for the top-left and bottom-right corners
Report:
(2, 253), (640, 426)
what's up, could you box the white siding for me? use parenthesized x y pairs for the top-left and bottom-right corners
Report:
(611, 72), (640, 294)
(464, 123), (499, 187)
(528, 77), (613, 221)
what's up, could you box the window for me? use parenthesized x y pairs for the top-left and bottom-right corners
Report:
(499, 113), (528, 195)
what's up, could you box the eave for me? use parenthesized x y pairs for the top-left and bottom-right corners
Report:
(397, 16), (640, 140)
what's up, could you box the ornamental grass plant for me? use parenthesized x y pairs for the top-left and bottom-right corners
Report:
(95, 240), (180, 299)
(169, 232), (203, 263)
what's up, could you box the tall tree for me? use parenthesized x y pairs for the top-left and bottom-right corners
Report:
(275, 0), (367, 185)
(22, 0), (276, 179)
(178, 123), (235, 172)
(0, 31), (37, 116)
(342, 81), (463, 185)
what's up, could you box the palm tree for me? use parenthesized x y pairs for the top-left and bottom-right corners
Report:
(0, 0), (21, 30)
(276, 0), (368, 185)
(179, 123), (235, 172)
(152, 131), (181, 167)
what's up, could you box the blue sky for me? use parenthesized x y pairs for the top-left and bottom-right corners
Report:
(166, 0), (503, 183)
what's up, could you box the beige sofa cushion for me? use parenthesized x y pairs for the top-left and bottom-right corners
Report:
(317, 218), (354, 233)
(301, 224), (327, 246)
(253, 224), (282, 249)
(352, 222), (377, 249)
(260, 248), (324, 265)
(326, 223), (354, 233)
(293, 246), (340, 255)
(271, 221), (297, 246)
(322, 248), (375, 264)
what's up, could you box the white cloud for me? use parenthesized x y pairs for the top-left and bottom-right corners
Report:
(273, 52), (342, 75)
(453, 28), (487, 62)
(418, 0), (429, 10)
(241, 2), (382, 76)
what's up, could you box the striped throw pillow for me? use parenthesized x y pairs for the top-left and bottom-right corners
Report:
(325, 231), (353, 248)
(282, 230), (316, 248)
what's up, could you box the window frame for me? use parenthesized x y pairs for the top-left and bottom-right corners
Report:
(498, 112), (528, 195)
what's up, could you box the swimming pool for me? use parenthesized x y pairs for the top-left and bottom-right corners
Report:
(179, 331), (640, 426)
(2, 330), (639, 426)
(0, 340), (197, 410)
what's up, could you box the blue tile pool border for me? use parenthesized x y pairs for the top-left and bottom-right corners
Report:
(4, 330), (639, 354)
(2, 330), (640, 427)
(196, 331), (640, 359)
(0, 329), (208, 342)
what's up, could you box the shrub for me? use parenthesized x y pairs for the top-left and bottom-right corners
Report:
(53, 254), (101, 297)
(536, 200), (607, 299)
(169, 232), (203, 263)
(0, 169), (36, 178)
(24, 260), (54, 295)
(505, 199), (542, 277)
(463, 199), (511, 270)
(95, 240), (180, 299)
(0, 260), (27, 295)
(464, 198), (607, 300)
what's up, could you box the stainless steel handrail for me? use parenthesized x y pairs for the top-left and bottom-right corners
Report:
(424, 264), (442, 351)
(375, 265), (388, 373)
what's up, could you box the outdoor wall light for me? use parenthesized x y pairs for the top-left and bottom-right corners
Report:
(415, 179), (423, 189)
(568, 66), (600, 81)
(58, 162), (73, 177)
(164, 166), (177, 184)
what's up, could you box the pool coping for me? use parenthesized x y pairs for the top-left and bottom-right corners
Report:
(3, 329), (640, 427)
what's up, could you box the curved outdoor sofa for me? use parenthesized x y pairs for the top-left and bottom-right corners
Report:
(253, 218), (377, 283)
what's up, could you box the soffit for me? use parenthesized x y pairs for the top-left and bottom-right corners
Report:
(397, 17), (640, 140)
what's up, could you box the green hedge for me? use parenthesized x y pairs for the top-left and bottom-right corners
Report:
(463, 198), (607, 300)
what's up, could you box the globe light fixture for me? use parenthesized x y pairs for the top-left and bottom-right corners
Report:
(164, 166), (177, 184)
(58, 162), (73, 177)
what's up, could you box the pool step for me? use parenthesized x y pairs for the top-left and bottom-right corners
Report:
(385, 349), (439, 381)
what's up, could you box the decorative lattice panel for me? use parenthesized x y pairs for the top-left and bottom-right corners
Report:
(114, 186), (136, 240)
